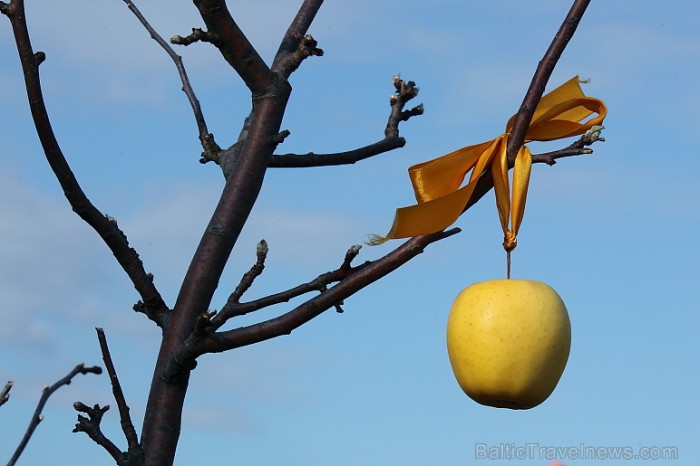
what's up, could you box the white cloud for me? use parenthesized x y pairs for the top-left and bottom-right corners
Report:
(0, 168), (367, 366)
(21, 0), (305, 72)
(0, 172), (107, 347)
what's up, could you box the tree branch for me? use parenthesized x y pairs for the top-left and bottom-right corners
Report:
(216, 240), (269, 315)
(7, 364), (102, 466)
(192, 0), (325, 172)
(72, 403), (124, 464)
(96, 328), (141, 453)
(0, 380), (13, 407)
(1, 0), (170, 327)
(506, 0), (592, 162)
(272, 0), (324, 77)
(273, 33), (324, 78)
(211, 243), (364, 327)
(269, 76), (423, 168)
(120, 0), (220, 158)
(160, 228), (458, 380)
(458, 0), (593, 215)
(209, 229), (460, 351)
(170, 27), (212, 46)
(140, 22), (294, 466)
(193, 0), (274, 95)
(531, 125), (604, 165)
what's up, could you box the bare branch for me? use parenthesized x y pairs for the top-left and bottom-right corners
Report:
(140, 37), (294, 466)
(119, 0), (220, 158)
(272, 0), (325, 77)
(170, 27), (213, 46)
(270, 138), (406, 168)
(8, 364), (102, 466)
(193, 0), (273, 94)
(455, 0), (594, 216)
(72, 403), (124, 463)
(0, 380), (13, 407)
(532, 125), (604, 165)
(206, 229), (460, 352)
(219, 239), (269, 310)
(159, 243), (366, 382)
(211, 243), (364, 327)
(532, 147), (592, 165)
(2, 1), (169, 327)
(159, 228), (458, 382)
(96, 328), (141, 452)
(270, 76), (423, 168)
(506, 0), (592, 162)
(273, 33), (324, 77)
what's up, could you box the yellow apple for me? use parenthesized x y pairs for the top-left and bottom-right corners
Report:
(446, 279), (571, 409)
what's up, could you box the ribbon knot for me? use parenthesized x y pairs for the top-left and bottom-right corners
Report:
(370, 76), (607, 249)
(503, 231), (517, 252)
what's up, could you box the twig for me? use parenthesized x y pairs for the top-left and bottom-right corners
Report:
(170, 27), (213, 46)
(222, 239), (269, 307)
(160, 228), (459, 381)
(205, 228), (461, 352)
(269, 76), (423, 168)
(211, 243), (364, 327)
(0, 380), (13, 407)
(7, 364), (102, 466)
(119, 0), (220, 158)
(506, 0), (592, 162)
(1, 0), (169, 327)
(531, 124), (604, 165)
(274, 34), (323, 77)
(95, 328), (141, 452)
(72, 403), (123, 463)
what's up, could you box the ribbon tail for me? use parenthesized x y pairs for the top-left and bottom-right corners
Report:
(490, 136), (510, 236)
(409, 140), (495, 203)
(368, 176), (484, 243)
(511, 145), (532, 238)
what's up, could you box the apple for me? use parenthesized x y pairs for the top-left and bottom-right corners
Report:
(446, 279), (571, 409)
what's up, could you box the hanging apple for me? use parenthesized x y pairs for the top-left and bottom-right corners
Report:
(446, 279), (571, 409)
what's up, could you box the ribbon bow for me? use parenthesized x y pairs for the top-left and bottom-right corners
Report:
(372, 76), (607, 248)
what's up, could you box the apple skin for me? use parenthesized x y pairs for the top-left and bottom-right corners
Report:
(446, 279), (571, 409)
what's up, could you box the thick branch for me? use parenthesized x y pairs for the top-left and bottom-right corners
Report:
(193, 0), (273, 95)
(2, 1), (169, 326)
(120, 0), (219, 157)
(140, 52), (292, 466)
(506, 0), (591, 162)
(8, 364), (102, 466)
(269, 76), (423, 168)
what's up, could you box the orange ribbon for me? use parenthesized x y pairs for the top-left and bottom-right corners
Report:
(371, 76), (607, 248)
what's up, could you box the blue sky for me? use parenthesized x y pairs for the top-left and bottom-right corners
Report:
(1, 1), (699, 465)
